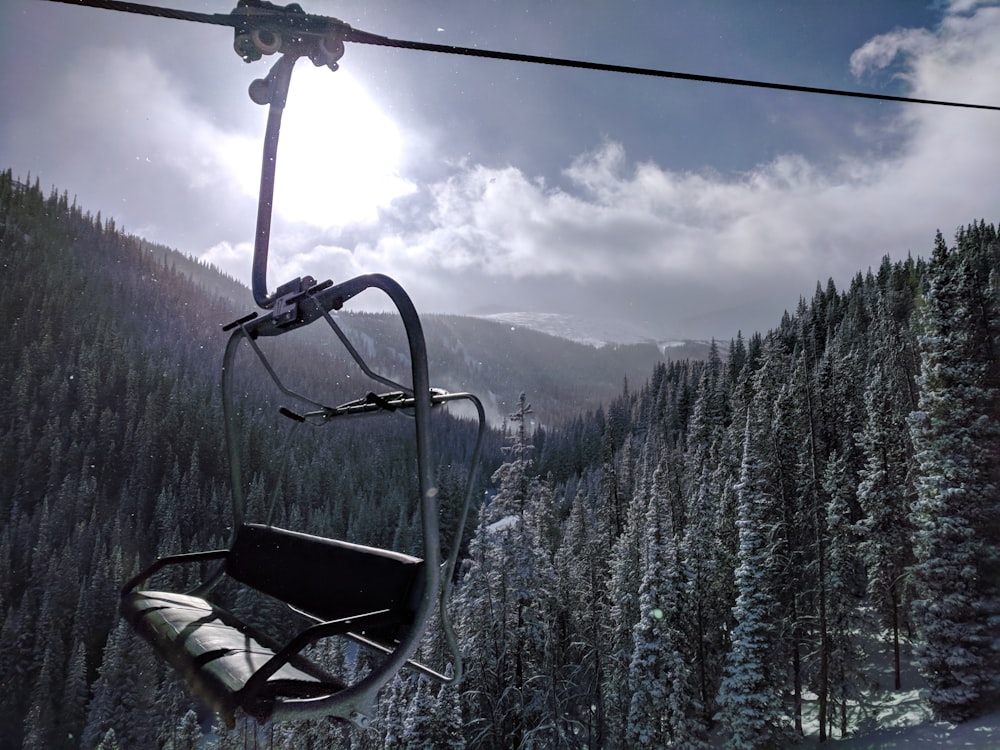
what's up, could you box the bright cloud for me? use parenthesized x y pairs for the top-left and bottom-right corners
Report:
(269, 65), (417, 228)
(8, 43), (414, 274)
(5, 45), (261, 251)
(339, 1), (1000, 330)
(16, 3), (996, 338)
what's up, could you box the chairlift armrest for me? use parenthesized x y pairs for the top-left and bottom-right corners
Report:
(241, 609), (402, 698)
(344, 631), (453, 684)
(121, 549), (229, 595)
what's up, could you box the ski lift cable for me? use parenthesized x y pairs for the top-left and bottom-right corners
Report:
(39, 0), (1000, 112)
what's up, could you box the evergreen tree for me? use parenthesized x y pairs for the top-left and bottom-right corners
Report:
(716, 408), (788, 749)
(681, 342), (732, 722)
(163, 709), (203, 750)
(603, 441), (648, 747)
(432, 678), (466, 750)
(59, 641), (90, 749)
(554, 488), (611, 748)
(82, 619), (160, 749)
(22, 624), (58, 750)
(822, 451), (864, 738)
(376, 672), (409, 749)
(626, 474), (707, 748)
(401, 675), (437, 749)
(95, 728), (120, 750)
(21, 701), (51, 750)
(455, 393), (559, 749)
(908, 231), (1000, 721)
(856, 339), (914, 691)
(454, 500), (512, 749)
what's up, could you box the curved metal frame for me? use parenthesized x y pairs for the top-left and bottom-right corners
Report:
(119, 6), (485, 728)
(215, 273), (484, 726)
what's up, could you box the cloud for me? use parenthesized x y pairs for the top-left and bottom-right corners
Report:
(265, 65), (417, 229)
(5, 41), (414, 269)
(944, 0), (998, 16)
(199, 239), (254, 279)
(14, 3), (995, 339)
(4, 44), (262, 251)
(848, 29), (935, 80)
(314, 1), (1000, 336)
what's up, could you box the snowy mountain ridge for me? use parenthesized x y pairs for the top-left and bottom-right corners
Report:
(476, 311), (720, 351)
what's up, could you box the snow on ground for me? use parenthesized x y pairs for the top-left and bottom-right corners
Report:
(789, 626), (1000, 748)
(794, 700), (1000, 748)
(487, 515), (520, 533)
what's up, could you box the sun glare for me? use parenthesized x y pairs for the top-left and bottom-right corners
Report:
(271, 64), (414, 228)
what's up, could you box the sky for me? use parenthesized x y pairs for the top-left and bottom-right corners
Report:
(2, 0), (999, 341)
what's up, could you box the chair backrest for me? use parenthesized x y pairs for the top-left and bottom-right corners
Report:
(226, 524), (425, 629)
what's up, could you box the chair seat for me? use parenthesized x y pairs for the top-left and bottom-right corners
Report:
(122, 590), (346, 725)
(120, 525), (428, 726)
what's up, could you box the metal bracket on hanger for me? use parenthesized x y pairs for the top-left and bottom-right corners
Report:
(232, 0), (348, 69)
(234, 0), (349, 310)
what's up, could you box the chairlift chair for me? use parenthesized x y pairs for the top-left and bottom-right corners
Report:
(119, 2), (485, 730)
(122, 272), (485, 729)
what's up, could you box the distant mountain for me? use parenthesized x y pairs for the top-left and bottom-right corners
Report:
(334, 312), (699, 425)
(476, 311), (661, 346)
(476, 310), (724, 357)
(141, 253), (719, 424)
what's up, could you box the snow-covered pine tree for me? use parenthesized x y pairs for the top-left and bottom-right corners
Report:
(59, 640), (89, 749)
(95, 727), (121, 750)
(856, 311), (915, 691)
(603, 437), (651, 747)
(161, 709), (202, 750)
(822, 450), (864, 739)
(82, 619), (160, 749)
(626, 458), (707, 748)
(716, 380), (789, 749)
(378, 673), (410, 750)
(22, 613), (59, 750)
(681, 341), (736, 724)
(421, 665), (465, 750)
(454, 393), (560, 749)
(554, 487), (611, 748)
(401, 675), (437, 749)
(772, 348), (817, 736)
(908, 229), (1000, 721)
(454, 499), (513, 748)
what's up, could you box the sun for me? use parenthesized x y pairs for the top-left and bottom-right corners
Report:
(270, 63), (415, 229)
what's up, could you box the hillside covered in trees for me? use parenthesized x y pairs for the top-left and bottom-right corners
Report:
(0, 171), (504, 750)
(2, 169), (999, 748)
(451, 220), (1000, 748)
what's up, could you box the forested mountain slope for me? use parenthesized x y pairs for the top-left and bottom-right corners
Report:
(0, 171), (502, 749)
(447, 222), (1000, 749)
(142, 237), (699, 427)
(2, 168), (998, 749)
(0, 170), (717, 749)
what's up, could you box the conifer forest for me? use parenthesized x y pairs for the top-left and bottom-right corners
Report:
(2, 169), (999, 748)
